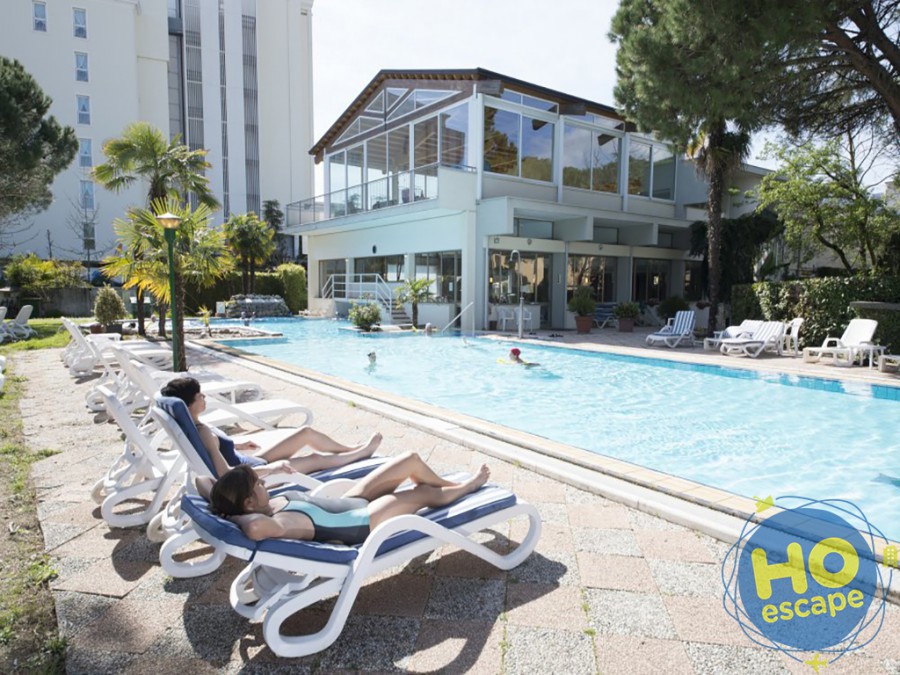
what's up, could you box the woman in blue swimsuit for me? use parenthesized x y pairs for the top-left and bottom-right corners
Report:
(161, 377), (382, 478)
(206, 452), (490, 545)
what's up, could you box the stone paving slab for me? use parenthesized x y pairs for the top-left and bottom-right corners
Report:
(16, 345), (900, 674)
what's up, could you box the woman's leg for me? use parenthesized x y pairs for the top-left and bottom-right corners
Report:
(284, 442), (378, 474)
(366, 465), (490, 530)
(342, 451), (456, 500)
(259, 428), (382, 462)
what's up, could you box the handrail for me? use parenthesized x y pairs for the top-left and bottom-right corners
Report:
(441, 301), (474, 334)
(325, 273), (396, 317)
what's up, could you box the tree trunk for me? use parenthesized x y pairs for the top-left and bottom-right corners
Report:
(241, 256), (249, 295)
(135, 288), (146, 336)
(158, 303), (167, 338)
(705, 124), (726, 337)
(174, 264), (187, 372)
(412, 301), (418, 328)
(250, 259), (256, 295)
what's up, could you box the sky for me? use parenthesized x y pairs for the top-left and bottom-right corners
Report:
(308, 0), (892, 194)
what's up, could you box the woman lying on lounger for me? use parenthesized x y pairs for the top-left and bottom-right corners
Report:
(200, 451), (490, 544)
(160, 377), (382, 478)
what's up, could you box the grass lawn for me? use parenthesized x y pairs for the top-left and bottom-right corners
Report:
(0, 319), (68, 673)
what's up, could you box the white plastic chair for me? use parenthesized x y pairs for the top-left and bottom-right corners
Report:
(783, 317), (804, 357)
(719, 321), (785, 358)
(802, 319), (877, 364)
(646, 310), (696, 348)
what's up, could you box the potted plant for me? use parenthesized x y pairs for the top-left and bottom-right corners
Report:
(613, 301), (640, 332)
(567, 286), (597, 334)
(93, 285), (127, 333)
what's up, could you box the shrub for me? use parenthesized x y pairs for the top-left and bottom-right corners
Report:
(567, 286), (596, 316)
(349, 301), (381, 332)
(277, 263), (307, 313)
(731, 276), (900, 350)
(93, 286), (127, 328)
(658, 295), (690, 320)
(613, 302), (640, 319)
(5, 254), (88, 297)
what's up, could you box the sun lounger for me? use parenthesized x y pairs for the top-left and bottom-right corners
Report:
(703, 319), (763, 351)
(150, 395), (387, 575)
(646, 310), (696, 348)
(802, 319), (878, 365)
(879, 354), (900, 373)
(719, 321), (785, 358)
(782, 317), (804, 356)
(593, 303), (617, 329)
(4, 305), (36, 340)
(176, 473), (541, 657)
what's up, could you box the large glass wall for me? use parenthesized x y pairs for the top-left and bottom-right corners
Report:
(568, 255), (617, 303)
(633, 258), (670, 303)
(440, 106), (468, 167)
(319, 258), (346, 295)
(628, 141), (675, 200)
(484, 105), (555, 182)
(414, 250), (461, 304)
(354, 255), (406, 281)
(488, 250), (552, 326)
(562, 126), (621, 193)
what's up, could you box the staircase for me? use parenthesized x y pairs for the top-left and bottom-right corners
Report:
(387, 304), (411, 326)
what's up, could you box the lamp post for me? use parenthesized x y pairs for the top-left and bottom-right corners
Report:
(156, 212), (182, 371)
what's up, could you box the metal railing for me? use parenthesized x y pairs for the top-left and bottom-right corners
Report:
(286, 162), (475, 228)
(322, 273), (396, 317)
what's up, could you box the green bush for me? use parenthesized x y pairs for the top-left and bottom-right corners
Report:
(183, 267), (307, 314)
(93, 286), (127, 327)
(567, 286), (596, 317)
(658, 295), (690, 320)
(731, 276), (900, 350)
(349, 301), (381, 331)
(613, 301), (640, 319)
(5, 254), (87, 296)
(277, 263), (307, 313)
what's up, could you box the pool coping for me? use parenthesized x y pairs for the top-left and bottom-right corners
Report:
(190, 335), (900, 602)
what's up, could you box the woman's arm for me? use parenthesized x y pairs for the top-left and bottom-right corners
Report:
(197, 424), (231, 478)
(232, 511), (315, 541)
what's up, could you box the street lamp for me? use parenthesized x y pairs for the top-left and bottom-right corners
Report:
(156, 212), (182, 371)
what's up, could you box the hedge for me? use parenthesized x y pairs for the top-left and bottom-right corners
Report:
(731, 276), (900, 350)
(183, 268), (307, 314)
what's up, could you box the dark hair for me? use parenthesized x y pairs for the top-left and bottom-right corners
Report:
(160, 376), (201, 405)
(210, 464), (257, 516)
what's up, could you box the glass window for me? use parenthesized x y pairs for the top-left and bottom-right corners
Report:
(79, 180), (95, 210)
(365, 135), (387, 179)
(633, 259), (670, 303)
(328, 151), (345, 192)
(346, 145), (364, 211)
(592, 133), (620, 193)
(652, 145), (675, 199)
(413, 117), (438, 168)
(483, 107), (519, 176)
(387, 95), (415, 120)
(628, 142), (651, 197)
(73, 8), (87, 38)
(562, 125), (591, 189)
(354, 255), (405, 281)
(521, 117), (554, 182)
(33, 2), (47, 31)
(76, 95), (91, 124)
(684, 260), (703, 301)
(387, 126), (410, 173)
(568, 255), (617, 303)
(440, 104), (468, 167)
(75, 52), (89, 82)
(78, 138), (92, 167)
(365, 91), (385, 114)
(319, 258), (346, 295)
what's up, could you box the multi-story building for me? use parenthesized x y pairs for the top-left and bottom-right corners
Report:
(288, 68), (766, 332)
(1, 0), (314, 262)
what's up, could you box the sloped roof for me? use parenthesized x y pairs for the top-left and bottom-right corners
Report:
(310, 68), (624, 161)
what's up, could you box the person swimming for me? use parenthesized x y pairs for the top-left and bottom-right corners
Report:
(507, 347), (540, 367)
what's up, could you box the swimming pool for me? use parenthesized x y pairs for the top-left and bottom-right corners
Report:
(217, 319), (900, 539)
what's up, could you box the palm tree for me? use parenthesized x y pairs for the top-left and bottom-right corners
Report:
(104, 198), (234, 370)
(92, 122), (220, 335)
(395, 278), (433, 328)
(687, 122), (752, 336)
(223, 212), (275, 294)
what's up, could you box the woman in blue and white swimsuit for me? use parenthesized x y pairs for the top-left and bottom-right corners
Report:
(205, 452), (490, 545)
(160, 377), (382, 479)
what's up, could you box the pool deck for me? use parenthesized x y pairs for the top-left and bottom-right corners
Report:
(19, 327), (900, 674)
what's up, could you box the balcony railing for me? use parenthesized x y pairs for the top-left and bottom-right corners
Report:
(287, 162), (475, 228)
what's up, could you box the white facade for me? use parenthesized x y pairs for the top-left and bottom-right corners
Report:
(289, 69), (766, 332)
(0, 0), (314, 260)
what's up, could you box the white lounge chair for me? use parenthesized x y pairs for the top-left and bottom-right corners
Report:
(176, 473), (541, 657)
(150, 395), (386, 573)
(4, 305), (36, 340)
(719, 321), (785, 358)
(802, 319), (878, 365)
(703, 319), (763, 351)
(646, 310), (696, 348)
(782, 317), (804, 357)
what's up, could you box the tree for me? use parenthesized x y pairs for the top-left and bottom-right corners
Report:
(102, 198), (234, 370)
(223, 212), (275, 294)
(93, 122), (220, 336)
(0, 57), (77, 233)
(262, 199), (289, 263)
(756, 133), (900, 275)
(395, 278), (433, 327)
(609, 0), (784, 334)
(761, 1), (900, 146)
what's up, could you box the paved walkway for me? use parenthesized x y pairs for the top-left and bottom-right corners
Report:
(17, 331), (900, 674)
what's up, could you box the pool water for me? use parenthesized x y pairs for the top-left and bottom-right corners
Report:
(217, 319), (900, 539)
